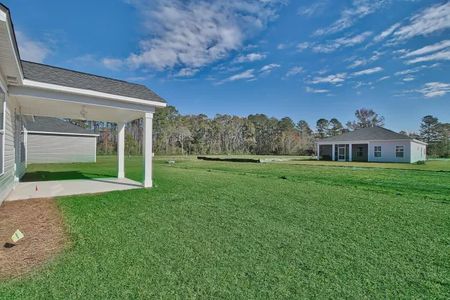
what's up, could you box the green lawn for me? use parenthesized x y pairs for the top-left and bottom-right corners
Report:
(1, 156), (449, 298)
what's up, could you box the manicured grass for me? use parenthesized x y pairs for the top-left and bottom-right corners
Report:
(285, 158), (450, 171)
(1, 156), (449, 298)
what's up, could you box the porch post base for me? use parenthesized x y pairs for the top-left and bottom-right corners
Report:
(144, 179), (153, 188)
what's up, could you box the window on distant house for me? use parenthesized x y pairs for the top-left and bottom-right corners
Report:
(396, 146), (404, 158)
(0, 89), (5, 175)
(374, 146), (381, 157)
(356, 146), (364, 157)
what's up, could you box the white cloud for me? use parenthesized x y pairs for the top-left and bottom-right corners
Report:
(306, 86), (329, 93)
(403, 76), (415, 82)
(312, 31), (372, 53)
(175, 68), (199, 77)
(395, 68), (417, 76)
(310, 73), (347, 84)
(348, 59), (367, 69)
(403, 40), (450, 57)
(122, 0), (283, 71)
(393, 2), (450, 41)
(406, 49), (450, 64)
(373, 22), (401, 43)
(394, 63), (437, 76)
(298, 1), (327, 17)
(101, 58), (124, 71)
(15, 31), (50, 63)
(347, 51), (382, 68)
(235, 52), (266, 63)
(314, 0), (387, 36)
(416, 82), (450, 98)
(260, 63), (280, 74)
(352, 67), (383, 76)
(285, 66), (303, 77)
(377, 75), (391, 81)
(296, 42), (310, 52)
(218, 69), (255, 84)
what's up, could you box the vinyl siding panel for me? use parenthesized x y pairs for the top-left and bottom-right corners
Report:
(410, 141), (426, 163)
(368, 141), (411, 163)
(27, 134), (96, 163)
(0, 95), (16, 204)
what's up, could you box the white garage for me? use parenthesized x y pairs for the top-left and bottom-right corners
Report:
(24, 116), (98, 164)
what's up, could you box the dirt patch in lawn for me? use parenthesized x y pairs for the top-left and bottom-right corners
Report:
(0, 198), (67, 279)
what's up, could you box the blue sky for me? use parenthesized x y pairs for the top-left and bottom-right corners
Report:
(4, 0), (450, 132)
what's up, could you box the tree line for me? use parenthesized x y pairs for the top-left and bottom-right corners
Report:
(70, 107), (449, 158)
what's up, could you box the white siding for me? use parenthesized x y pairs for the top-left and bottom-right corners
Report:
(410, 141), (426, 163)
(0, 94), (16, 204)
(27, 134), (96, 163)
(368, 141), (411, 163)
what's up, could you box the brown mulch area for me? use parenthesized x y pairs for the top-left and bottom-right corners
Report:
(0, 198), (67, 279)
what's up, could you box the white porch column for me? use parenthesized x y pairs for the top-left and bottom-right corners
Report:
(316, 144), (320, 160)
(117, 122), (125, 179)
(332, 144), (335, 161)
(143, 112), (153, 188)
(24, 127), (28, 167)
(349, 144), (352, 162)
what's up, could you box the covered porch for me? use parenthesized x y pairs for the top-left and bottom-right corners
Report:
(317, 143), (368, 162)
(7, 73), (165, 200)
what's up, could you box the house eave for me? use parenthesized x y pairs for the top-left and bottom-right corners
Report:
(21, 79), (167, 108)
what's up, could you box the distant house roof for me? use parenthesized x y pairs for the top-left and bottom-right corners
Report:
(21, 60), (166, 103)
(318, 126), (417, 143)
(23, 116), (98, 136)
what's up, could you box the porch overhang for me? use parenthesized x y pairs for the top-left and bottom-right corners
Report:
(9, 79), (165, 189)
(9, 80), (165, 123)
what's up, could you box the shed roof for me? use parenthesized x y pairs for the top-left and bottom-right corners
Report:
(23, 116), (97, 136)
(21, 61), (166, 103)
(318, 126), (413, 142)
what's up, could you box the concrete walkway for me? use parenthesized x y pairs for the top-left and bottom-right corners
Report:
(7, 178), (143, 201)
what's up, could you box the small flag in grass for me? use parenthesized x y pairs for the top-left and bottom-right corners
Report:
(11, 229), (24, 243)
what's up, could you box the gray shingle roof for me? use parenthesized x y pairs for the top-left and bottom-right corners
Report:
(318, 126), (412, 142)
(21, 60), (166, 103)
(23, 116), (97, 135)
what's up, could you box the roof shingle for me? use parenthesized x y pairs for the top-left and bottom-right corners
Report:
(318, 126), (413, 142)
(21, 60), (166, 103)
(23, 116), (97, 135)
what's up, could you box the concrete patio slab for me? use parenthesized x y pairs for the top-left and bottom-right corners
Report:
(6, 178), (143, 201)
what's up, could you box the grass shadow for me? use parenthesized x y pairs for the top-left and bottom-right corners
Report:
(21, 171), (114, 182)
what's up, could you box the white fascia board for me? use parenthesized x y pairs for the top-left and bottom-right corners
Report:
(26, 130), (99, 137)
(22, 79), (167, 108)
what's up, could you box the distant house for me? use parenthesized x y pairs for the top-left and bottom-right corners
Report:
(316, 126), (427, 163)
(23, 116), (98, 164)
